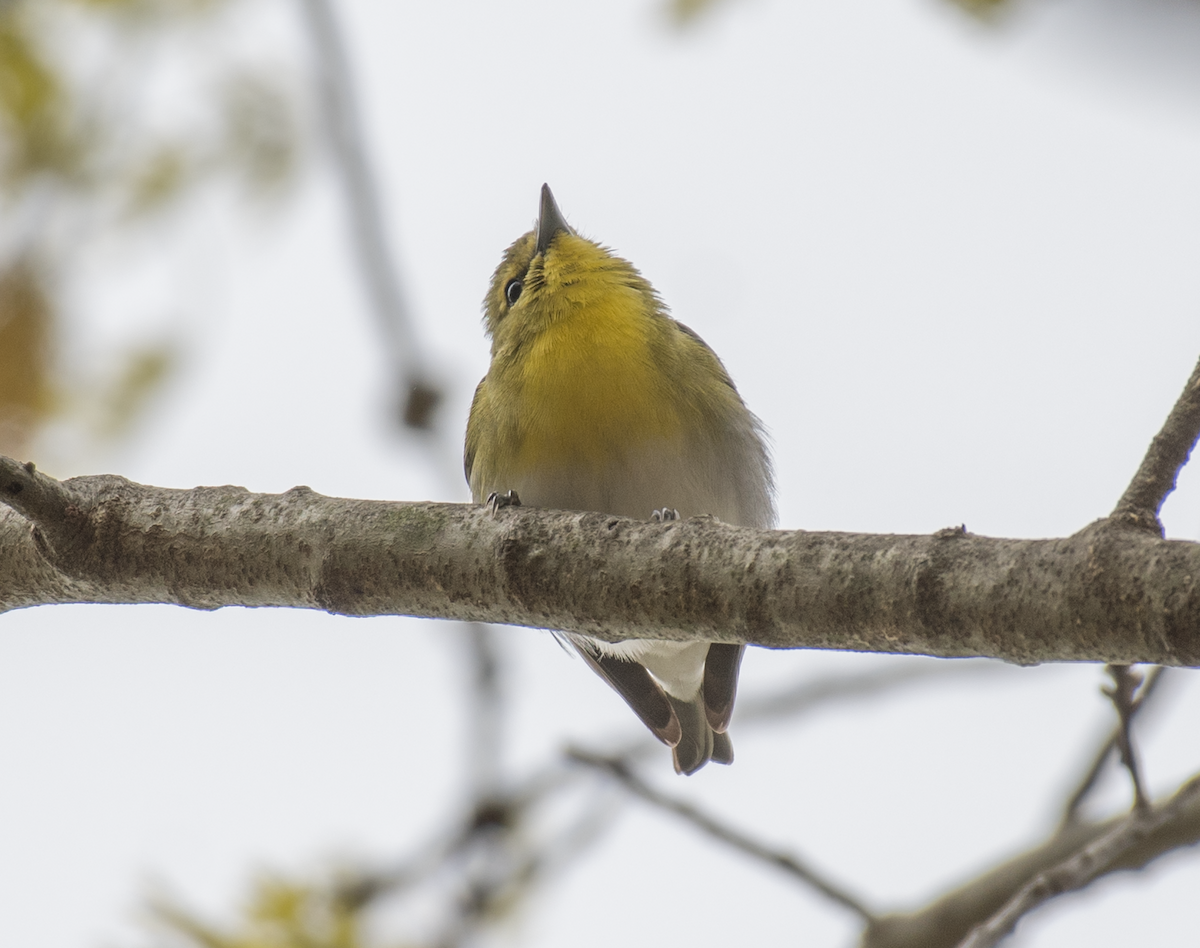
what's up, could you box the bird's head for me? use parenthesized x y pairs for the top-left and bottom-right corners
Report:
(482, 184), (662, 352)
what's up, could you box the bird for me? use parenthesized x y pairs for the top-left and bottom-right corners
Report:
(464, 184), (775, 774)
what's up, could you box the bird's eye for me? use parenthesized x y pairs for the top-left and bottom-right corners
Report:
(505, 279), (523, 306)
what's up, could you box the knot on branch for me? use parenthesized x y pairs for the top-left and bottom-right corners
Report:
(1107, 506), (1165, 538)
(0, 457), (105, 570)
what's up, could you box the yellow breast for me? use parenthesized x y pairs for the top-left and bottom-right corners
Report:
(509, 296), (684, 474)
(467, 224), (749, 520)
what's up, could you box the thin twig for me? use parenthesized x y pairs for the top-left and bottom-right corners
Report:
(0, 459), (76, 524)
(956, 774), (1200, 948)
(297, 0), (442, 429)
(447, 783), (625, 947)
(864, 771), (1200, 948)
(1061, 666), (1168, 825)
(432, 780), (622, 948)
(335, 815), (472, 909)
(533, 783), (625, 880)
(567, 747), (877, 924)
(1103, 665), (1150, 811)
(337, 761), (584, 910)
(1112, 355), (1200, 534)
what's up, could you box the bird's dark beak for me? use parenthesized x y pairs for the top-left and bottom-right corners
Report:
(535, 184), (573, 255)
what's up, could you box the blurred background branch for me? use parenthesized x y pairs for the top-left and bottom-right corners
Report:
(297, 0), (441, 432)
(568, 747), (879, 924)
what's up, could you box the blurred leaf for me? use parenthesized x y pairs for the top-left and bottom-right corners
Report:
(144, 873), (416, 948)
(665, 0), (735, 28)
(0, 14), (57, 124)
(0, 258), (56, 456)
(221, 71), (298, 194)
(64, 0), (228, 19)
(66, 0), (146, 10)
(0, 9), (82, 187)
(944, 0), (1014, 20)
(95, 341), (177, 437)
(126, 144), (192, 216)
(0, 0), (307, 464)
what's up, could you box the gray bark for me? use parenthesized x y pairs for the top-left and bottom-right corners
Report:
(2, 457), (1198, 666)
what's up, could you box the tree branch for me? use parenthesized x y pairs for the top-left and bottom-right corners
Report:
(863, 772), (1200, 948)
(2, 456), (1200, 665)
(1102, 664), (1150, 812)
(298, 0), (441, 429)
(955, 774), (1200, 948)
(568, 748), (876, 923)
(1112, 355), (1200, 534)
(1060, 666), (1168, 825)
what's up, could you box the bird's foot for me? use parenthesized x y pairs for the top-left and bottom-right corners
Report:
(486, 490), (522, 518)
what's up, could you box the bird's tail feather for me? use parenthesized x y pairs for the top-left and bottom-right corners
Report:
(667, 694), (733, 775)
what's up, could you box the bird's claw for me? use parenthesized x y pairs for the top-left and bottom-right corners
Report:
(486, 490), (522, 518)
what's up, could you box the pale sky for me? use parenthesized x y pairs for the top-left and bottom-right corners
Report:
(2, 0), (1200, 946)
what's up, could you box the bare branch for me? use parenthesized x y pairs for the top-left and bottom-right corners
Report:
(0, 459), (80, 529)
(3, 457), (1200, 665)
(1102, 664), (1150, 812)
(336, 821), (466, 910)
(1061, 666), (1169, 825)
(530, 782), (624, 880)
(568, 748), (877, 923)
(298, 0), (442, 429)
(955, 775), (1200, 948)
(335, 764), (619, 948)
(1112, 355), (1200, 534)
(863, 773), (1200, 948)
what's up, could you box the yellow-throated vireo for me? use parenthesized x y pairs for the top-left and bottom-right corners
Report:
(465, 185), (775, 774)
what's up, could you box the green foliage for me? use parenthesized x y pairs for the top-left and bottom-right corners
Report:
(0, 9), (82, 186)
(0, 0), (300, 209)
(945, 0), (1013, 20)
(666, 0), (731, 27)
(144, 874), (416, 948)
(126, 145), (192, 216)
(94, 342), (179, 437)
(665, 0), (1015, 28)
(0, 0), (302, 456)
(0, 260), (55, 456)
(220, 69), (299, 195)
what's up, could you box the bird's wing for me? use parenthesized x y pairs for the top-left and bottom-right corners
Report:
(576, 645), (682, 748)
(463, 378), (487, 488)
